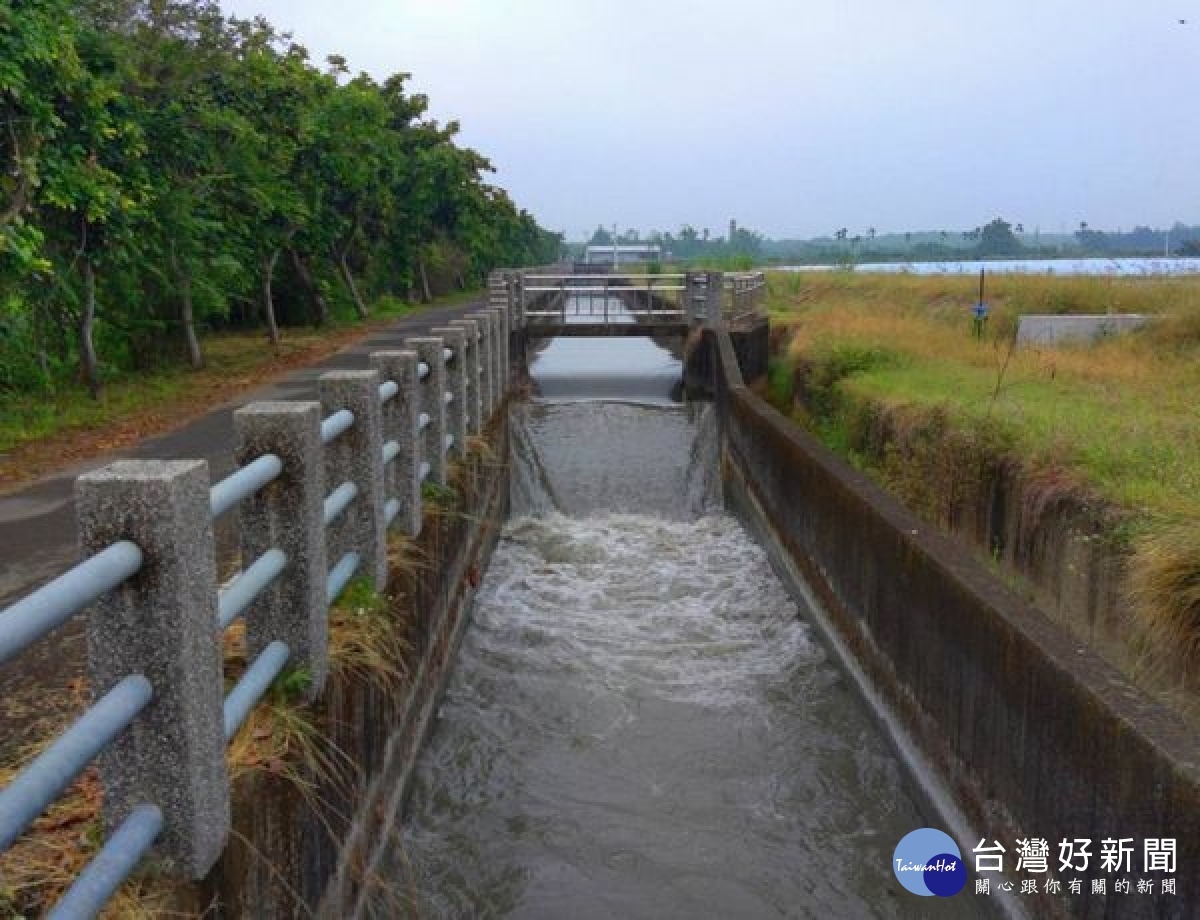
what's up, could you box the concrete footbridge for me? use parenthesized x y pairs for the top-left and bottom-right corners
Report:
(513, 269), (766, 338)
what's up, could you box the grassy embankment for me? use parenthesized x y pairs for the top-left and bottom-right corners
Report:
(0, 290), (481, 492)
(761, 270), (1200, 699)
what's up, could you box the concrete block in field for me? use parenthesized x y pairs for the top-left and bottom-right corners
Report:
(77, 459), (229, 878)
(1016, 314), (1149, 347)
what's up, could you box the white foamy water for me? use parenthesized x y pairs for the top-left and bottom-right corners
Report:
(386, 336), (989, 919)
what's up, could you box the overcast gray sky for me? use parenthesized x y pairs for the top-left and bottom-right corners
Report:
(217, 0), (1197, 241)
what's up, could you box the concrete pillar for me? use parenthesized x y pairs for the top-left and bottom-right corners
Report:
(234, 401), (328, 697)
(371, 350), (422, 538)
(318, 370), (387, 590)
(470, 310), (495, 420)
(486, 306), (508, 398)
(76, 459), (229, 878)
(489, 271), (505, 306)
(433, 326), (467, 460)
(509, 272), (524, 328)
(705, 271), (725, 324)
(486, 310), (505, 409)
(406, 337), (447, 486)
(450, 318), (482, 436)
(685, 272), (705, 323)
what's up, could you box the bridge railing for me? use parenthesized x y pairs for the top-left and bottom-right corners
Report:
(519, 273), (689, 322)
(0, 304), (511, 917)
(725, 271), (767, 319)
(510, 269), (767, 328)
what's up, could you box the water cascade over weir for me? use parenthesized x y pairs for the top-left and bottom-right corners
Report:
(382, 295), (991, 918)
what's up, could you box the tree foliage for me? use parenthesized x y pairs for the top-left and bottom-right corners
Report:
(976, 217), (1022, 257)
(0, 1), (558, 395)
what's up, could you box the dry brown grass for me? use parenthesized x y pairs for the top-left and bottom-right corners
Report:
(1129, 522), (1200, 689)
(0, 688), (175, 919)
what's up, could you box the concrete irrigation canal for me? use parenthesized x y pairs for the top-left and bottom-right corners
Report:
(1, 272), (1194, 919)
(388, 313), (986, 918)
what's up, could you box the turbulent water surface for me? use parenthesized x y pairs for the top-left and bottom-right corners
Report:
(387, 318), (987, 919)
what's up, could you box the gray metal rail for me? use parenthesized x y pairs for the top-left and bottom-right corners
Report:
(0, 541), (143, 664)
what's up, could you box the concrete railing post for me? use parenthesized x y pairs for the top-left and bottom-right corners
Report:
(705, 271), (725, 324)
(76, 460), (229, 878)
(450, 318), (483, 437)
(684, 272), (704, 322)
(471, 310), (496, 421)
(318, 370), (387, 589)
(234, 401), (328, 697)
(486, 306), (508, 398)
(407, 337), (448, 486)
(434, 326), (468, 459)
(371, 350), (422, 538)
(509, 272), (524, 329)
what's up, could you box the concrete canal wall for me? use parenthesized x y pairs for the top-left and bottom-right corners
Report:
(710, 329), (1200, 919)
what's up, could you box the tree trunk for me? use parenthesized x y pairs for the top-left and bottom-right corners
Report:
(262, 251), (281, 346)
(172, 247), (205, 369)
(79, 259), (101, 399)
(337, 248), (368, 319)
(180, 273), (204, 369)
(291, 249), (330, 327)
(418, 255), (432, 303)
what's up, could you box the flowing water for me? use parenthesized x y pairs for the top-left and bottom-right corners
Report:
(387, 300), (989, 918)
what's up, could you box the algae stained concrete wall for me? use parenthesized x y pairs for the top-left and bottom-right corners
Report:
(711, 329), (1200, 920)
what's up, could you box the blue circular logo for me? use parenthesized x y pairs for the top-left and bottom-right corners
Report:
(892, 829), (966, 897)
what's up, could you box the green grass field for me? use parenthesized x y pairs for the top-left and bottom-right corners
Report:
(765, 271), (1200, 523)
(764, 270), (1200, 702)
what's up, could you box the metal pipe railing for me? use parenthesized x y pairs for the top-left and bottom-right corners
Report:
(0, 542), (144, 665)
(0, 675), (153, 851)
(326, 552), (362, 606)
(223, 641), (291, 741)
(210, 454), (283, 518)
(218, 549), (288, 630)
(320, 409), (355, 444)
(50, 804), (164, 920)
(323, 481), (359, 526)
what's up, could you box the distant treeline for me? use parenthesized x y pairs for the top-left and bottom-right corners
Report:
(0, 0), (560, 396)
(574, 219), (1200, 266)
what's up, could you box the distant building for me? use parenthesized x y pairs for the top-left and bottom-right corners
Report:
(584, 243), (663, 266)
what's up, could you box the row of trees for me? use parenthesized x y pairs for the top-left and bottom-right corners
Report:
(584, 224), (764, 260)
(1, 0), (558, 396)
